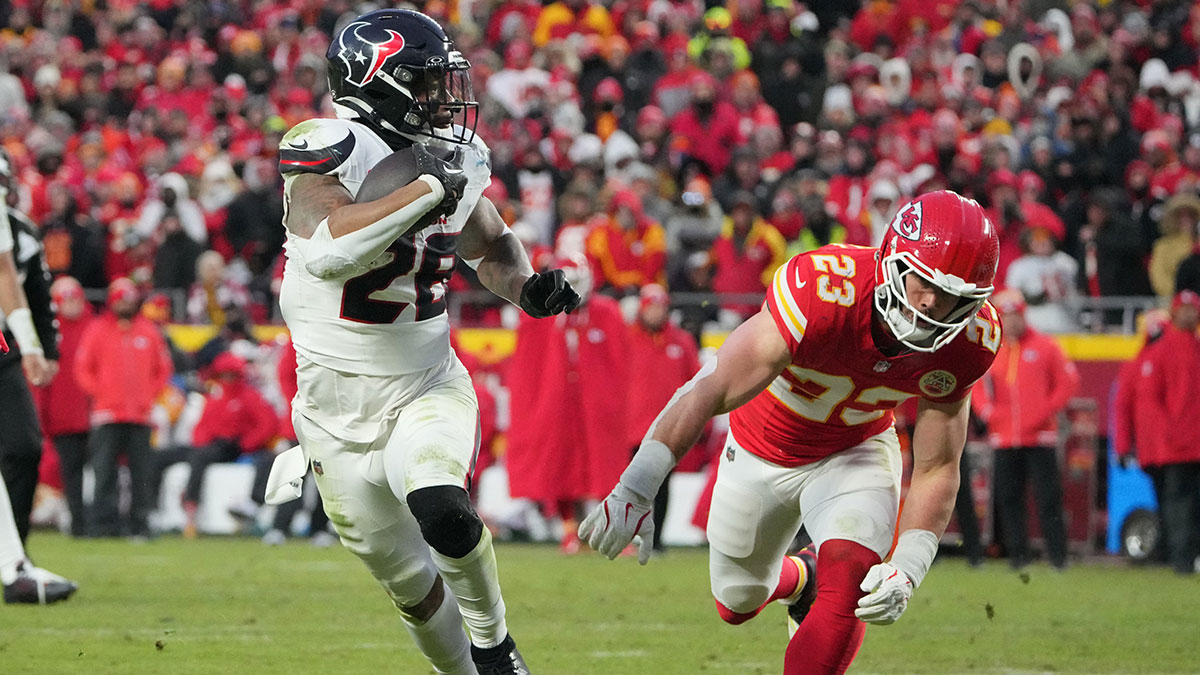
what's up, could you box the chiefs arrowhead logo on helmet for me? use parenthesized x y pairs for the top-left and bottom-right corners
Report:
(892, 200), (923, 241)
(338, 21), (407, 87)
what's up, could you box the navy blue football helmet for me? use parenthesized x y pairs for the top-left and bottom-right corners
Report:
(326, 9), (478, 144)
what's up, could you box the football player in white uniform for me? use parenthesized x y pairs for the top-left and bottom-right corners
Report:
(273, 10), (578, 675)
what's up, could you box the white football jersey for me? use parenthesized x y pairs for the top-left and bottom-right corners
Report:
(278, 118), (491, 376)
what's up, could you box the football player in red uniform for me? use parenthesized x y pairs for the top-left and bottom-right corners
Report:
(581, 190), (1001, 674)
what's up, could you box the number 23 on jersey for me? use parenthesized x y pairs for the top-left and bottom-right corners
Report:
(811, 252), (856, 307)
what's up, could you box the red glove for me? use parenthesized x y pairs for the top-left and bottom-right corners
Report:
(0, 332), (8, 354)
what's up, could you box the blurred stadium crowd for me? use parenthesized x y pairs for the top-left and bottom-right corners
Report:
(5, 0), (1200, 556)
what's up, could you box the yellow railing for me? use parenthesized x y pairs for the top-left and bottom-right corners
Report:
(165, 325), (1144, 363)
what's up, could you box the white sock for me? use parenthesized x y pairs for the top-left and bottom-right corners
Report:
(400, 581), (474, 675)
(0, 476), (27, 585)
(430, 527), (508, 648)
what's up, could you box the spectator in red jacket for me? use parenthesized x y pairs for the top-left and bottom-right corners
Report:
(585, 190), (666, 295)
(1139, 290), (1200, 574)
(149, 352), (277, 539)
(37, 277), (94, 537)
(668, 72), (740, 176)
(709, 192), (787, 319)
(972, 290), (1079, 569)
(625, 284), (703, 551)
(74, 278), (172, 538)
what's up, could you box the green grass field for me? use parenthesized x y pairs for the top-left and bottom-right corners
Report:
(3, 535), (1198, 674)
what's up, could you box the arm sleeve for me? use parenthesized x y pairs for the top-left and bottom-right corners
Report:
(22, 240), (59, 361)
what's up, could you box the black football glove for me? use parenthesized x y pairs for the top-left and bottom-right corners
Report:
(411, 144), (467, 217)
(519, 269), (582, 318)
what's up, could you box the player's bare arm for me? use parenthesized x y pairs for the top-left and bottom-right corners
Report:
(580, 308), (790, 563)
(460, 195), (581, 317)
(284, 172), (436, 240)
(458, 195), (533, 305)
(856, 394), (970, 625)
(901, 395), (971, 536)
(649, 308), (792, 460)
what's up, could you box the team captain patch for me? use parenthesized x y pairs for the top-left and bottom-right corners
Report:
(918, 370), (957, 397)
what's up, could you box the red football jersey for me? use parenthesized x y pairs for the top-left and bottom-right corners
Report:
(731, 244), (1001, 467)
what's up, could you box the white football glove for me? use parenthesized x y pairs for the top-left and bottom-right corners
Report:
(578, 483), (655, 565)
(855, 563), (914, 625)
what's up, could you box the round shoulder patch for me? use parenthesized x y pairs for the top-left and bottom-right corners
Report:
(919, 370), (957, 398)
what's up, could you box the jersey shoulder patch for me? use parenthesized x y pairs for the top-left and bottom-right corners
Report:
(279, 119), (358, 176)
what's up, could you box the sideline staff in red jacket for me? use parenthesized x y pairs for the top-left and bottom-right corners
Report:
(973, 289), (1079, 569)
(74, 278), (173, 538)
(37, 277), (94, 537)
(148, 352), (277, 538)
(1140, 290), (1200, 574)
(625, 284), (702, 551)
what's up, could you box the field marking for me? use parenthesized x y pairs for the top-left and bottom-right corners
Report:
(586, 622), (677, 631)
(17, 626), (276, 643)
(588, 650), (650, 658)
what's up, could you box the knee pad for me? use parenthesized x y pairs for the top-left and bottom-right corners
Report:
(407, 485), (484, 558)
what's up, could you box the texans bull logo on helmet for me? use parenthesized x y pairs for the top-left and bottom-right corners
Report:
(337, 21), (407, 88)
(892, 200), (923, 241)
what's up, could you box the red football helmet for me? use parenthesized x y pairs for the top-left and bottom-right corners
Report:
(874, 190), (999, 352)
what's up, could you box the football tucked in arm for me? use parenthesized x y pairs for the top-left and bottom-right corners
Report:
(355, 145), (463, 237)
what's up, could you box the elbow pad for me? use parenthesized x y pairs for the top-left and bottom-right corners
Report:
(300, 175), (445, 280)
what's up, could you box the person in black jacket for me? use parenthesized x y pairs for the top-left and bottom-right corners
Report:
(0, 149), (77, 604)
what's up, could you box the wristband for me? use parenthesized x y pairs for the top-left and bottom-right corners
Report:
(6, 307), (42, 355)
(889, 529), (939, 588)
(619, 440), (676, 501)
(416, 174), (446, 202)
